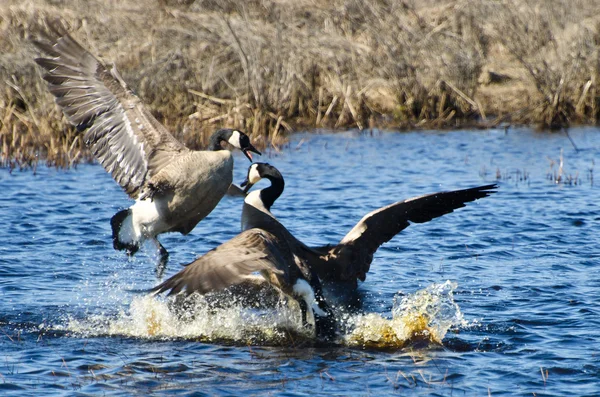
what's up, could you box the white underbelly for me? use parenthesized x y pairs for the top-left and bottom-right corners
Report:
(120, 199), (169, 243)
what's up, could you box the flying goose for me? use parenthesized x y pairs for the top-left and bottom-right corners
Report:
(240, 163), (497, 287)
(151, 164), (337, 340)
(34, 31), (261, 272)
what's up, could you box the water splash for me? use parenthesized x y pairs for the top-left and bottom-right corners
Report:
(60, 281), (464, 349)
(62, 293), (314, 345)
(346, 281), (465, 349)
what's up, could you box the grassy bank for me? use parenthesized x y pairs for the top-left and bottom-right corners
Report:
(2, 0), (600, 168)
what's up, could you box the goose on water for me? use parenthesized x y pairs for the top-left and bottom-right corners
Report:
(240, 163), (497, 287)
(151, 164), (336, 339)
(151, 163), (496, 339)
(34, 31), (261, 273)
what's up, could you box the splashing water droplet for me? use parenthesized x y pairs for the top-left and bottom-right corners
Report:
(60, 293), (315, 345)
(392, 280), (465, 342)
(346, 280), (464, 349)
(58, 281), (464, 348)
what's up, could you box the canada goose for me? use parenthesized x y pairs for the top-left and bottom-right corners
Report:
(240, 163), (497, 287)
(33, 31), (261, 273)
(151, 164), (337, 340)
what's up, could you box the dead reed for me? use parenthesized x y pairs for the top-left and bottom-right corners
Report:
(2, 0), (600, 168)
(546, 149), (587, 185)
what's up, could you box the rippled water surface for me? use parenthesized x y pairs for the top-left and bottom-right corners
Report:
(1, 128), (599, 396)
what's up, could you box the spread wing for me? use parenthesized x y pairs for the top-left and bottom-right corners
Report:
(34, 30), (187, 198)
(339, 184), (497, 254)
(150, 229), (286, 296)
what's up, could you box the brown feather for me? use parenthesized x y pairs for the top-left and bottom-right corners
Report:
(151, 229), (288, 297)
(34, 32), (187, 198)
(309, 184), (498, 282)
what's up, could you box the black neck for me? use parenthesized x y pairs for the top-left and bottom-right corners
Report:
(260, 175), (284, 211)
(208, 129), (230, 151)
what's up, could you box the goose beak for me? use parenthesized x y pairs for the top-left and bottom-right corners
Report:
(241, 179), (254, 194)
(243, 145), (261, 162)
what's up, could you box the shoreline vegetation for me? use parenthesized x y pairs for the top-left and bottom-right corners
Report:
(2, 0), (600, 169)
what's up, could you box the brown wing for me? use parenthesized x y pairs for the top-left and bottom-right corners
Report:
(309, 184), (497, 283)
(339, 184), (498, 254)
(34, 31), (187, 198)
(150, 229), (286, 297)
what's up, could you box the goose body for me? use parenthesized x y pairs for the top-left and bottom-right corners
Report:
(151, 164), (336, 339)
(240, 163), (497, 287)
(152, 163), (495, 338)
(34, 30), (260, 272)
(116, 149), (232, 245)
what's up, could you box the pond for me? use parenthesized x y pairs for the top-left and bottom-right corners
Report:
(1, 127), (599, 396)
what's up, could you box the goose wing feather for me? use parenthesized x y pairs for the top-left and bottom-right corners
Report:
(339, 184), (497, 253)
(151, 229), (286, 297)
(34, 32), (187, 198)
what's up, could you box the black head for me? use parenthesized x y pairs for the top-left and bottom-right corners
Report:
(240, 163), (284, 194)
(214, 129), (261, 162)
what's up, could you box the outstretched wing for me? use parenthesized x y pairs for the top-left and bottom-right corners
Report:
(34, 30), (187, 198)
(151, 229), (286, 296)
(339, 184), (498, 254)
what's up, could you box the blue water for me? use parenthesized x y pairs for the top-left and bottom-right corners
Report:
(1, 127), (599, 396)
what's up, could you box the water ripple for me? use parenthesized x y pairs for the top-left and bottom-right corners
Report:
(1, 128), (600, 395)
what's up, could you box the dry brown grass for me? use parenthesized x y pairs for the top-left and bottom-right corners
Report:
(2, 0), (600, 168)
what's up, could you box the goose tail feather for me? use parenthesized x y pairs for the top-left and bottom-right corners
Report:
(110, 208), (140, 255)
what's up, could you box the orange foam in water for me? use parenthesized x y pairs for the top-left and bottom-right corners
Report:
(62, 281), (462, 348)
(347, 281), (463, 349)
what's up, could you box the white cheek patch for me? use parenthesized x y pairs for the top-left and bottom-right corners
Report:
(227, 130), (242, 149)
(248, 164), (261, 184)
